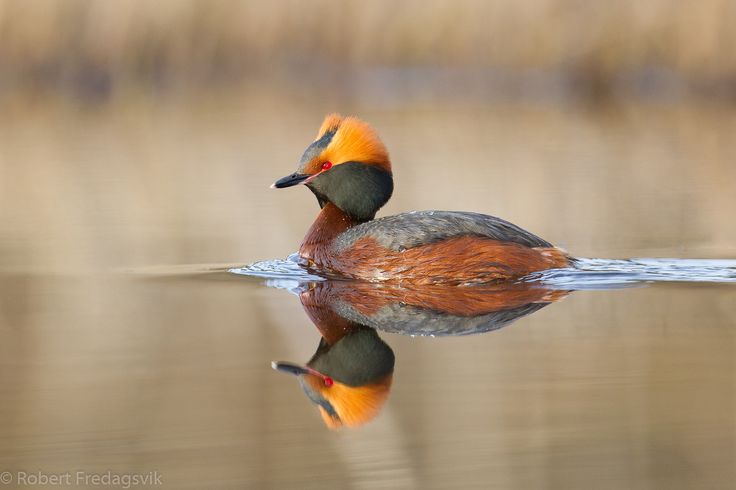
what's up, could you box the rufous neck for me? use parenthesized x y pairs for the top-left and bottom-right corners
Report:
(300, 202), (359, 255)
(299, 282), (363, 344)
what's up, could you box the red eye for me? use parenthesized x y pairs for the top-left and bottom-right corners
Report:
(323, 377), (334, 387)
(321, 161), (332, 170)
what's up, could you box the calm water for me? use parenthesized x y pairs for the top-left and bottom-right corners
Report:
(1, 95), (735, 489)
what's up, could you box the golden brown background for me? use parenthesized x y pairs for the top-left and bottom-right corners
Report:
(0, 2), (734, 489)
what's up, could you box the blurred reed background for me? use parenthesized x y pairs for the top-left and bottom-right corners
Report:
(1, 3), (736, 489)
(1, 0), (735, 273)
(1, 0), (736, 103)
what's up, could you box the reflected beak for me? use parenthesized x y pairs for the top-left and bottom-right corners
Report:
(271, 361), (334, 386)
(272, 361), (314, 376)
(271, 172), (310, 189)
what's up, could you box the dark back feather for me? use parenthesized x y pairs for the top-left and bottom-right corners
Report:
(333, 300), (549, 336)
(333, 211), (553, 252)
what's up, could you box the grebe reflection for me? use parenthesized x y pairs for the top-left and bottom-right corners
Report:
(272, 281), (569, 429)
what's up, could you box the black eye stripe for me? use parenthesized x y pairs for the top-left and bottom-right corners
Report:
(298, 377), (341, 421)
(315, 128), (337, 148)
(299, 128), (338, 168)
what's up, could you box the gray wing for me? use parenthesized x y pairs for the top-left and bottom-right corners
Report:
(333, 300), (549, 336)
(333, 211), (553, 252)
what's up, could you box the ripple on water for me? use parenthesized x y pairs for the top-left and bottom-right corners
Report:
(228, 253), (325, 288)
(229, 254), (736, 290)
(526, 257), (736, 290)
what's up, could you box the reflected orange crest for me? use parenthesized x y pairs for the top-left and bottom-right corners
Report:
(304, 374), (394, 429)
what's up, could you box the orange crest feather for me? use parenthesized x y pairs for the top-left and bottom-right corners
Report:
(308, 114), (391, 174)
(317, 113), (344, 139)
(306, 374), (393, 429)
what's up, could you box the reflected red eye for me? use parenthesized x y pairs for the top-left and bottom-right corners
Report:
(321, 161), (332, 170)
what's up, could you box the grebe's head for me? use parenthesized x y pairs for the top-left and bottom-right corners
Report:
(272, 327), (395, 429)
(272, 114), (393, 221)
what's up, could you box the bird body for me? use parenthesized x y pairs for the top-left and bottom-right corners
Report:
(273, 114), (570, 285)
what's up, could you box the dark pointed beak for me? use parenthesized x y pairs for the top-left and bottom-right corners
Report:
(271, 172), (310, 189)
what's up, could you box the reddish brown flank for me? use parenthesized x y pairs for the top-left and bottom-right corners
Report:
(303, 232), (569, 286)
(297, 200), (569, 286)
(305, 280), (569, 318)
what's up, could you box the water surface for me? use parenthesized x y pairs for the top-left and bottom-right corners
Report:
(0, 97), (734, 489)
